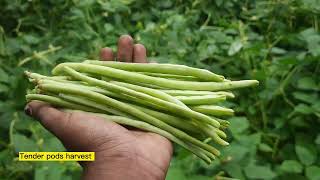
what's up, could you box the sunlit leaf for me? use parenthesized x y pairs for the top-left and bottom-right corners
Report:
(244, 164), (276, 179)
(228, 40), (243, 56)
(280, 160), (303, 173)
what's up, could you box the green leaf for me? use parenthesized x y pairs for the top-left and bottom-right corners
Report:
(166, 167), (187, 180)
(228, 40), (243, 56)
(12, 134), (38, 152)
(0, 149), (14, 164)
(187, 175), (212, 180)
(23, 34), (40, 45)
(300, 28), (320, 56)
(244, 164), (276, 179)
(35, 166), (48, 180)
(297, 77), (318, 91)
(280, 160), (303, 173)
(259, 143), (273, 153)
(237, 133), (261, 157)
(295, 139), (317, 165)
(47, 163), (65, 180)
(35, 163), (66, 180)
(306, 166), (320, 180)
(270, 47), (287, 54)
(0, 68), (9, 83)
(0, 83), (9, 93)
(223, 163), (245, 179)
(292, 91), (318, 104)
(315, 134), (320, 145)
(223, 143), (249, 162)
(229, 117), (249, 135)
(42, 138), (65, 151)
(294, 104), (314, 115)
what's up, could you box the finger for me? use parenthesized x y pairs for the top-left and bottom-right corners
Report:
(117, 35), (134, 62)
(100, 47), (114, 61)
(25, 101), (69, 139)
(25, 101), (128, 152)
(133, 44), (147, 63)
(25, 101), (95, 150)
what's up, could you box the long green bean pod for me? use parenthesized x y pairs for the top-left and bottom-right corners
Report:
(81, 111), (214, 163)
(29, 92), (215, 162)
(175, 95), (226, 105)
(59, 94), (131, 118)
(201, 125), (229, 146)
(138, 72), (200, 81)
(26, 94), (101, 113)
(33, 78), (228, 140)
(24, 58), (261, 164)
(129, 103), (199, 134)
(52, 63), (258, 91)
(60, 66), (221, 128)
(60, 92), (200, 135)
(83, 60), (225, 82)
(160, 90), (235, 98)
(191, 105), (235, 116)
(40, 79), (166, 111)
(111, 81), (188, 108)
(38, 82), (221, 156)
(55, 86), (227, 141)
(25, 71), (70, 81)
(210, 117), (230, 129)
(212, 127), (227, 139)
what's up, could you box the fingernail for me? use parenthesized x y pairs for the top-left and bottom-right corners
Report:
(24, 105), (32, 117)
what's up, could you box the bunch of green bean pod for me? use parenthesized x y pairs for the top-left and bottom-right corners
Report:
(25, 60), (259, 164)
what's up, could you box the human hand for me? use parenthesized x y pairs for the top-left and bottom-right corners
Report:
(25, 35), (173, 180)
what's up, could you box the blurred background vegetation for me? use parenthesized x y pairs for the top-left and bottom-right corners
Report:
(0, 0), (319, 179)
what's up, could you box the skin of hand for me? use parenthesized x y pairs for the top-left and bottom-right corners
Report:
(24, 35), (173, 180)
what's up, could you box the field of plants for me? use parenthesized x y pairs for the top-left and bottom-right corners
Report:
(0, 0), (319, 179)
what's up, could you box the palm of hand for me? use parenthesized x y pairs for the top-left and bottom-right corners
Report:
(26, 35), (172, 180)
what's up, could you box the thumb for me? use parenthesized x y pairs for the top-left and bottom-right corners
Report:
(24, 101), (110, 151)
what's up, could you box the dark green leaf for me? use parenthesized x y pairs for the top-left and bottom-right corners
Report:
(295, 139), (317, 166)
(23, 34), (40, 45)
(292, 92), (318, 104)
(297, 77), (318, 91)
(0, 68), (9, 83)
(294, 104), (314, 115)
(0, 83), (9, 93)
(315, 134), (320, 145)
(306, 166), (320, 180)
